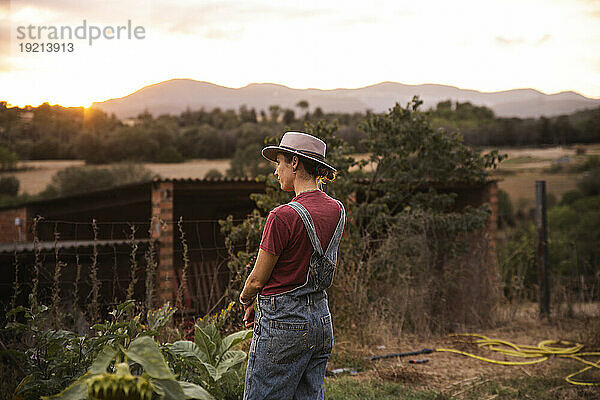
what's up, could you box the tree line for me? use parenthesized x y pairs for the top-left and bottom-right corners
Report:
(0, 100), (599, 166)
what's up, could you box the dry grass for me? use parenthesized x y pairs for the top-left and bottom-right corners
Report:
(3, 160), (85, 195)
(486, 144), (600, 211)
(143, 159), (230, 180)
(495, 171), (578, 210)
(0, 159), (231, 195)
(328, 302), (600, 398)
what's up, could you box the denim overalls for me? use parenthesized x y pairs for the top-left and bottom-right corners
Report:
(243, 199), (346, 400)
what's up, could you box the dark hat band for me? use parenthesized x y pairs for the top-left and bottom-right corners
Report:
(279, 145), (325, 161)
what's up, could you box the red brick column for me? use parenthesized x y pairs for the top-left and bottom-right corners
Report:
(152, 181), (174, 305)
(0, 207), (28, 243)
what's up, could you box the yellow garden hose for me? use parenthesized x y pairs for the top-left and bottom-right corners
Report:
(436, 333), (600, 386)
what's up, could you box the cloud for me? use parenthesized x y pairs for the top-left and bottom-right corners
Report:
(152, 2), (337, 36)
(536, 34), (551, 45)
(495, 36), (525, 46)
(496, 34), (551, 47)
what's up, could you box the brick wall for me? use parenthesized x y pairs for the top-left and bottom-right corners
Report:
(0, 207), (28, 243)
(152, 181), (174, 305)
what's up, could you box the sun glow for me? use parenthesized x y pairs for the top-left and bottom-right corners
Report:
(1, 0), (599, 108)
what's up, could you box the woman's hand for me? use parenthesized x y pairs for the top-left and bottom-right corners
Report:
(243, 302), (255, 328)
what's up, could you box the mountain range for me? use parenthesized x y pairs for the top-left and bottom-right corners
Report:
(91, 79), (600, 120)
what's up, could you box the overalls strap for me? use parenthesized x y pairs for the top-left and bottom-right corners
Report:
(287, 200), (346, 259)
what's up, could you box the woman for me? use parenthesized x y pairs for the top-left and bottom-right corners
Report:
(239, 131), (346, 400)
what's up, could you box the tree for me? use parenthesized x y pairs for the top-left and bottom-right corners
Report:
(296, 100), (309, 120)
(158, 145), (184, 163)
(268, 105), (281, 124)
(282, 109), (295, 125)
(227, 124), (273, 178)
(0, 147), (19, 171)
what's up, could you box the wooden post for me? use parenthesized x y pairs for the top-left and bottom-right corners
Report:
(535, 181), (550, 318)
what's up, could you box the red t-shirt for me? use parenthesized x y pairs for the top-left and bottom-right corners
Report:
(259, 189), (343, 295)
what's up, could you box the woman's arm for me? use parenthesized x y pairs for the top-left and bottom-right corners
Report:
(239, 249), (279, 304)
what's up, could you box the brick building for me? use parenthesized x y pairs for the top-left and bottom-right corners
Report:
(0, 177), (498, 319)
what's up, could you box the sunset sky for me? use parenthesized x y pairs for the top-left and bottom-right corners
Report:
(1, 0), (599, 107)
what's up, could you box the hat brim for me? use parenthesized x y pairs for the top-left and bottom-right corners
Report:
(261, 146), (337, 172)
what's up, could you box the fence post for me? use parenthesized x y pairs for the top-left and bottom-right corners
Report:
(535, 181), (550, 318)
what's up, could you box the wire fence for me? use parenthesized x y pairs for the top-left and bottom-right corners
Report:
(3, 217), (247, 326)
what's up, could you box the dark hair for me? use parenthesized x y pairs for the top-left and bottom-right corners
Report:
(281, 152), (336, 182)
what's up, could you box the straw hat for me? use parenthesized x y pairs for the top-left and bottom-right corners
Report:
(261, 131), (336, 172)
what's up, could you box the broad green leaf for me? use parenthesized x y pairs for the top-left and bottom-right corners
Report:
(219, 329), (252, 354)
(151, 378), (186, 400)
(169, 340), (209, 362)
(88, 346), (117, 374)
(220, 350), (247, 366)
(203, 324), (221, 352)
(124, 336), (174, 379)
(194, 325), (216, 363)
(178, 381), (215, 400)
(215, 350), (246, 379)
(40, 373), (88, 400)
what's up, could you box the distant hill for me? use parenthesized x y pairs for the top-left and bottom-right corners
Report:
(91, 79), (600, 119)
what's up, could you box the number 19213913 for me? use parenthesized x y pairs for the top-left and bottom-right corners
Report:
(19, 42), (74, 52)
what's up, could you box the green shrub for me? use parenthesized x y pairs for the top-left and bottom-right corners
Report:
(0, 146), (19, 171)
(39, 163), (158, 198)
(577, 168), (600, 196)
(158, 145), (184, 163)
(560, 190), (583, 206)
(497, 188), (514, 228)
(0, 175), (19, 196)
(204, 169), (224, 179)
(576, 155), (600, 172)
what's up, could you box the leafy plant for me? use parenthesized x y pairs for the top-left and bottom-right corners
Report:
(5, 300), (177, 400)
(42, 336), (213, 400)
(165, 303), (253, 400)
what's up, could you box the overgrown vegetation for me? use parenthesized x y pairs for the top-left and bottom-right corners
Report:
(2, 297), (250, 400)
(497, 166), (600, 315)
(1, 216), (252, 399)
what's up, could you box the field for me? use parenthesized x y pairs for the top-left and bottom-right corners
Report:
(3, 158), (231, 196)
(4, 145), (599, 213)
(489, 144), (600, 211)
